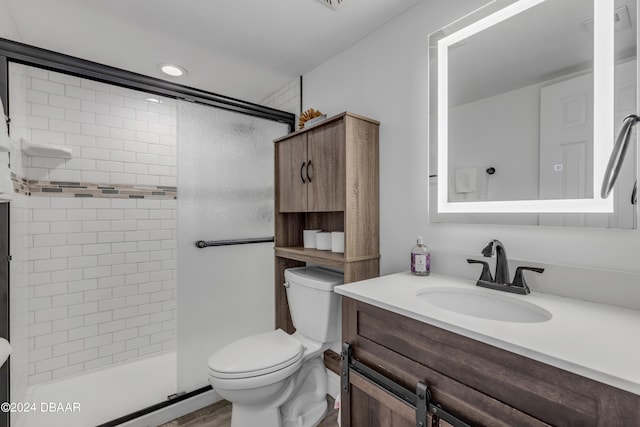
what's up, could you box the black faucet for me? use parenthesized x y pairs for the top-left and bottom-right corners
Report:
(481, 239), (509, 285)
(467, 239), (544, 295)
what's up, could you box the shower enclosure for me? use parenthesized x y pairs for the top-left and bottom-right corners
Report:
(0, 39), (293, 427)
(177, 101), (288, 393)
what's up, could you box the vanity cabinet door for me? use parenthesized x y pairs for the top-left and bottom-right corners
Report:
(276, 133), (308, 212)
(343, 297), (640, 427)
(347, 370), (450, 427)
(307, 119), (346, 212)
(348, 370), (414, 427)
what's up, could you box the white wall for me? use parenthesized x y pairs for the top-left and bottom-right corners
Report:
(0, 0), (21, 41)
(303, 0), (640, 280)
(449, 84), (540, 202)
(304, 0), (490, 274)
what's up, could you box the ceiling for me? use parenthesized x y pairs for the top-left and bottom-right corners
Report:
(3, 0), (420, 104)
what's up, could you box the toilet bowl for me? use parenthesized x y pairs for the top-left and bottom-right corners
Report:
(208, 267), (343, 427)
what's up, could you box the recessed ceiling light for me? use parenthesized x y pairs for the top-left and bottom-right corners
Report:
(159, 64), (187, 77)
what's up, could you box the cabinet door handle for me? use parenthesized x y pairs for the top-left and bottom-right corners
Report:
(306, 160), (313, 183)
(300, 161), (307, 184)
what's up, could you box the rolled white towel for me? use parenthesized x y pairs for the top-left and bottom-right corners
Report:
(455, 167), (477, 193)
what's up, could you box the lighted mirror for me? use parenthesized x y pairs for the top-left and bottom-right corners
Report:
(429, 0), (638, 227)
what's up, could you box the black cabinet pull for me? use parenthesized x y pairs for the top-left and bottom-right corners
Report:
(300, 161), (307, 183)
(307, 160), (313, 183)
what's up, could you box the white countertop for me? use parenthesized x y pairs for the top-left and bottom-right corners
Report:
(334, 272), (640, 396)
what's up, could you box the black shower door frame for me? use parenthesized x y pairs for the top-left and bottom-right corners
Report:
(0, 37), (295, 427)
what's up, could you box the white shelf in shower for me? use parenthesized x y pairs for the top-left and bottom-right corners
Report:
(21, 139), (72, 159)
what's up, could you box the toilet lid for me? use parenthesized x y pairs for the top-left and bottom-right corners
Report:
(208, 329), (303, 379)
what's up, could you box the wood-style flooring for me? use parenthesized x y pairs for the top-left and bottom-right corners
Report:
(160, 396), (339, 427)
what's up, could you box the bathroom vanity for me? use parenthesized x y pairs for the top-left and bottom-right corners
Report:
(273, 112), (380, 371)
(335, 273), (640, 426)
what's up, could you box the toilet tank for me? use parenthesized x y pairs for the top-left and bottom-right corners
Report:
(284, 267), (343, 343)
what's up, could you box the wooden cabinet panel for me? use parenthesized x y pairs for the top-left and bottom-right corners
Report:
(350, 337), (549, 427)
(277, 133), (307, 212)
(348, 371), (415, 427)
(307, 119), (346, 212)
(274, 113), (380, 374)
(344, 115), (379, 258)
(343, 298), (640, 427)
(347, 370), (463, 427)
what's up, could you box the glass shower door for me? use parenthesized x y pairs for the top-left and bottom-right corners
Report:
(176, 101), (289, 393)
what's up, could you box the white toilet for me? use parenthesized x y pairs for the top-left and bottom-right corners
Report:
(208, 266), (343, 427)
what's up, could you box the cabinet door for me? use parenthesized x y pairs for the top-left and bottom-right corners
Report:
(346, 370), (449, 427)
(347, 370), (414, 427)
(307, 120), (346, 212)
(277, 134), (308, 212)
(349, 299), (639, 426)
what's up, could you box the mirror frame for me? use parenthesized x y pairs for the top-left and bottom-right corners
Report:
(436, 0), (615, 213)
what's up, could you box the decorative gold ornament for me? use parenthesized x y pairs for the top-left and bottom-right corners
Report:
(299, 108), (324, 129)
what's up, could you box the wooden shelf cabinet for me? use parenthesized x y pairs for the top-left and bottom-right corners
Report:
(277, 133), (309, 213)
(273, 112), (380, 345)
(276, 115), (347, 213)
(342, 297), (640, 426)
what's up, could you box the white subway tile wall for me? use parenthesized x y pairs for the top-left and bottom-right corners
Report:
(9, 63), (31, 409)
(260, 77), (301, 128)
(9, 195), (30, 403)
(9, 63), (177, 386)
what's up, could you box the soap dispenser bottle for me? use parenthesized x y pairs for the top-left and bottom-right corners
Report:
(411, 237), (430, 276)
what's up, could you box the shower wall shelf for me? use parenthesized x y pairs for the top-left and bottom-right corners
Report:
(21, 138), (73, 158)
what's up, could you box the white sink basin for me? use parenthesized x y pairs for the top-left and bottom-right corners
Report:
(417, 287), (552, 323)
(0, 338), (11, 367)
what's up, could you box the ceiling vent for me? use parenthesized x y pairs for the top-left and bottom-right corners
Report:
(583, 6), (632, 37)
(316, 0), (343, 10)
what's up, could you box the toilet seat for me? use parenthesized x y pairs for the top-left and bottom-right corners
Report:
(208, 329), (303, 380)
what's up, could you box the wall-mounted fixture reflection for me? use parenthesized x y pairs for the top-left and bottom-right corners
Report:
(601, 113), (639, 201)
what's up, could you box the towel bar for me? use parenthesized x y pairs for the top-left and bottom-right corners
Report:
(195, 237), (274, 248)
